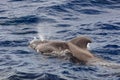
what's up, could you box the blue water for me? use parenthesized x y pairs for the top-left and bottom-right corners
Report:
(0, 0), (120, 80)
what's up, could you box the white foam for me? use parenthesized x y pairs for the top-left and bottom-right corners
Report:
(30, 37), (38, 44)
(87, 43), (91, 50)
(39, 35), (44, 41)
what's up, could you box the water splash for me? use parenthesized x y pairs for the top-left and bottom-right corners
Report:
(87, 43), (91, 50)
(29, 37), (38, 44)
(38, 35), (44, 41)
(36, 23), (52, 40)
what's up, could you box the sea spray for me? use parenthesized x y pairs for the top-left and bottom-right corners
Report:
(39, 35), (44, 41)
(30, 37), (38, 44)
(36, 24), (50, 41)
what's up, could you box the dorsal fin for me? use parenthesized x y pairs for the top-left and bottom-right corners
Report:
(69, 36), (92, 49)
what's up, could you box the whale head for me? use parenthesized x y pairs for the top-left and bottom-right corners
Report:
(29, 38), (48, 50)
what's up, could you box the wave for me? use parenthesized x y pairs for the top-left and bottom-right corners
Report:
(78, 9), (105, 15)
(6, 71), (66, 80)
(95, 23), (120, 30)
(0, 15), (39, 25)
(103, 44), (120, 48)
(8, 0), (25, 2)
(0, 15), (57, 26)
(11, 31), (38, 35)
(0, 39), (28, 47)
(36, 0), (120, 20)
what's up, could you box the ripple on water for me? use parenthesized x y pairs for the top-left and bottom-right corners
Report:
(56, 30), (70, 34)
(0, 54), (21, 67)
(103, 44), (120, 48)
(11, 50), (32, 54)
(6, 71), (66, 80)
(9, 0), (22, 1)
(55, 24), (71, 27)
(11, 30), (38, 35)
(79, 9), (105, 15)
(93, 49), (120, 55)
(114, 22), (120, 25)
(0, 10), (7, 13)
(49, 5), (69, 13)
(91, 0), (114, 5)
(95, 22), (120, 30)
(36, 0), (115, 17)
(0, 15), (39, 25)
(0, 39), (28, 47)
(90, 0), (120, 8)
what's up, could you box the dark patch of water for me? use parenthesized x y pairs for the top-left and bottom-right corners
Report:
(0, 15), (39, 25)
(7, 72), (66, 80)
(95, 22), (120, 30)
(0, 39), (28, 47)
(79, 9), (105, 15)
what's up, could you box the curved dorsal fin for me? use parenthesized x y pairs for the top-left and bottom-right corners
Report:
(69, 36), (92, 49)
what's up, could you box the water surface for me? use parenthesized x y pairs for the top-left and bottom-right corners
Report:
(0, 0), (120, 80)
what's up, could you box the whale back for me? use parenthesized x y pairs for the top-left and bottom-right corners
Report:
(49, 41), (69, 50)
(30, 40), (70, 53)
(69, 36), (92, 49)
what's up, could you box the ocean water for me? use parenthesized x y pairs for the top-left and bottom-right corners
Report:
(0, 0), (120, 80)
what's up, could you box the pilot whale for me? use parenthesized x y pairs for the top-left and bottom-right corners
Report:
(29, 36), (120, 68)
